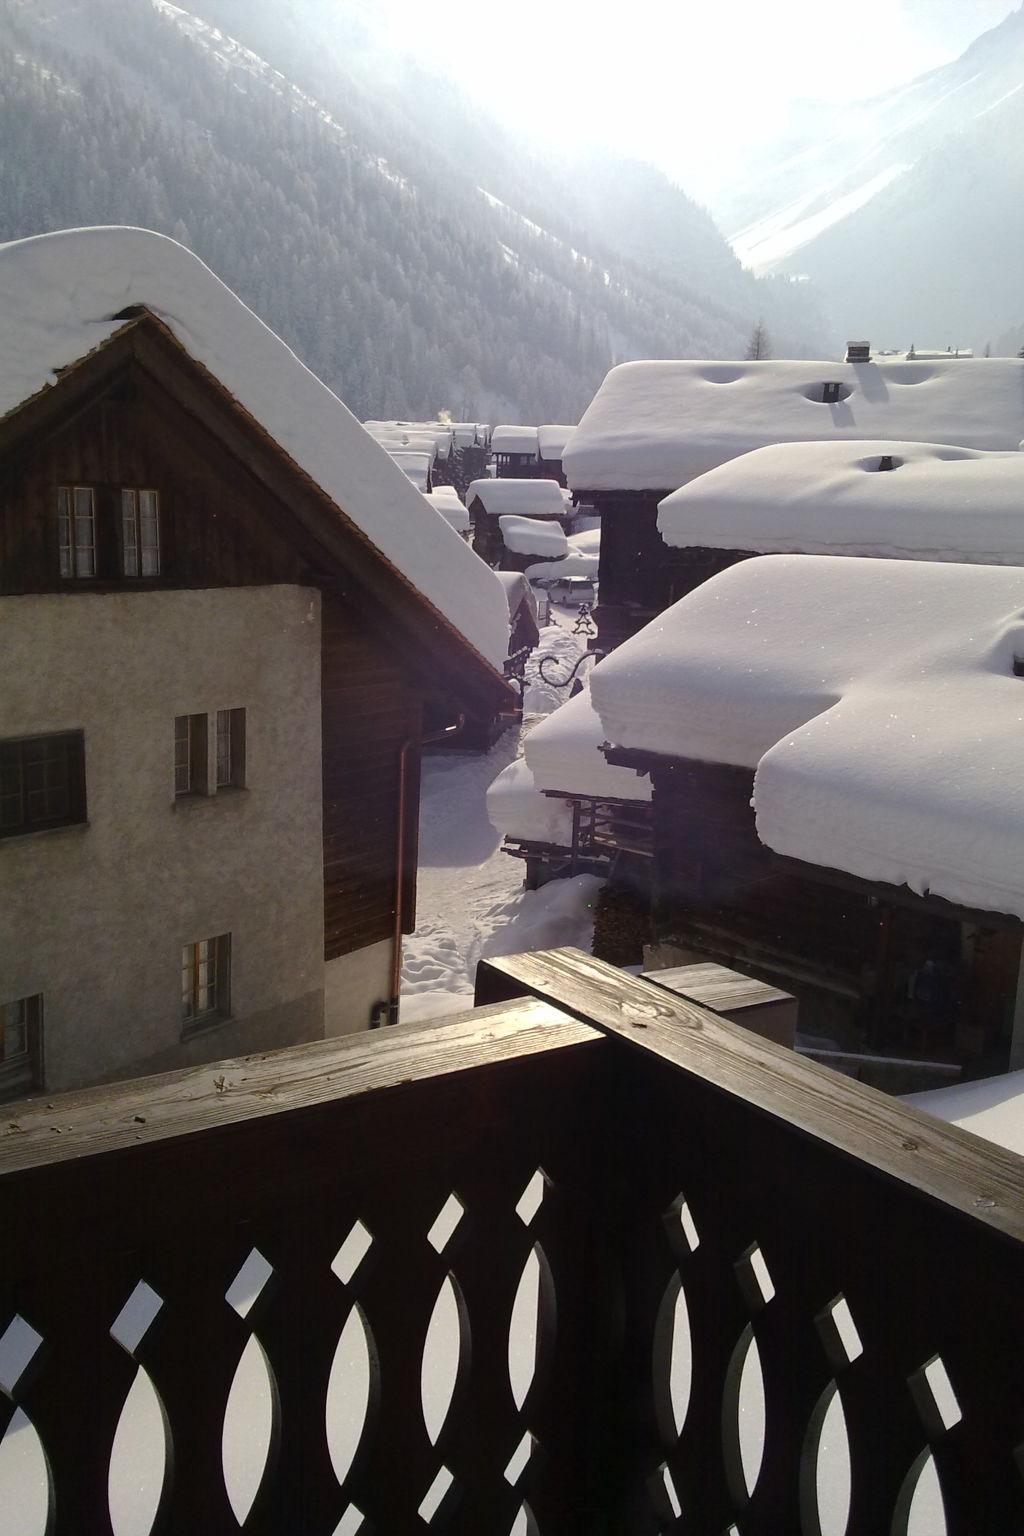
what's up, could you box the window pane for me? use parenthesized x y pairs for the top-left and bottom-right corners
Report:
(121, 489), (139, 577)
(58, 487), (73, 578)
(174, 717), (191, 795)
(139, 490), (160, 576)
(181, 945), (193, 1016)
(73, 487), (95, 578)
(216, 710), (232, 787)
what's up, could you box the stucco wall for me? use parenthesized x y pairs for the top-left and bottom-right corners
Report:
(324, 937), (393, 1035)
(0, 586), (325, 1091)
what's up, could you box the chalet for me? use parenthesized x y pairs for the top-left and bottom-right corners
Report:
(563, 358), (1024, 650)
(389, 449), (434, 492)
(496, 514), (569, 573)
(537, 423), (576, 486)
(0, 227), (512, 1098)
(589, 554), (1024, 1071)
(657, 439), (1024, 571)
(491, 424), (539, 477)
(466, 477), (570, 564)
(422, 485), (471, 538)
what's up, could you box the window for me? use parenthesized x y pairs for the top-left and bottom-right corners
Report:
(181, 935), (231, 1027)
(216, 708), (246, 789)
(57, 486), (96, 578)
(121, 489), (161, 577)
(821, 381), (844, 403)
(0, 732), (86, 838)
(0, 995), (42, 1098)
(174, 714), (208, 797)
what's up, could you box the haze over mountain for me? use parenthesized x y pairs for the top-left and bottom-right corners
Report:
(717, 4), (1024, 351)
(0, 0), (831, 424)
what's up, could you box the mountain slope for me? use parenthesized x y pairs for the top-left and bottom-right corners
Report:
(717, 5), (1024, 348)
(0, 0), (831, 423)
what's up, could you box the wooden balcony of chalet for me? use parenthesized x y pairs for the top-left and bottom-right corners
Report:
(1, 949), (1021, 1534)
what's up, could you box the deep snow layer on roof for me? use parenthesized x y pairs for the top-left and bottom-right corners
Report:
(538, 424), (575, 460)
(564, 358), (1024, 493)
(391, 451), (432, 490)
(499, 515), (568, 557)
(492, 425), (539, 455)
(422, 487), (470, 533)
(466, 478), (567, 517)
(590, 555), (1024, 919)
(0, 227), (508, 670)
(486, 756), (574, 844)
(658, 441), (1024, 562)
(494, 570), (540, 624)
(526, 687), (650, 803)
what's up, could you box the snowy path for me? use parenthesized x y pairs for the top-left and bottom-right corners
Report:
(400, 619), (600, 1022)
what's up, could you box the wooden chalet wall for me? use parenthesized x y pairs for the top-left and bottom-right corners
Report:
(0, 355), (425, 965)
(648, 757), (1023, 1052)
(592, 494), (749, 650)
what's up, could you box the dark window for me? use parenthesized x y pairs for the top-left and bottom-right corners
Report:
(822, 381), (844, 403)
(57, 487), (96, 578)
(0, 733), (86, 838)
(181, 934), (231, 1028)
(174, 714), (208, 796)
(121, 488), (161, 577)
(0, 994), (42, 1099)
(216, 708), (246, 789)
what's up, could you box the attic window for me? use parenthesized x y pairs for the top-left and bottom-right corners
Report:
(877, 455), (895, 472)
(821, 382), (844, 403)
(1013, 656), (1024, 678)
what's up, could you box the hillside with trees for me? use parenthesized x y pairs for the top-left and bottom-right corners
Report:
(0, 0), (832, 421)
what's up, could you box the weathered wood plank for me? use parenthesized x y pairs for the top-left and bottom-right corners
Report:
(475, 947), (1024, 1240)
(0, 996), (601, 1176)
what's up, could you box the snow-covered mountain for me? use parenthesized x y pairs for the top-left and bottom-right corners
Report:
(718, 5), (1024, 349)
(0, 0), (831, 422)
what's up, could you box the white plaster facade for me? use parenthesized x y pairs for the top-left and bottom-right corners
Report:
(324, 938), (393, 1037)
(1, 585), (330, 1091)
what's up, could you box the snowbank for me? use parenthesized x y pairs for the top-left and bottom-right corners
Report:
(492, 425), (539, 456)
(486, 756), (574, 843)
(422, 486), (470, 533)
(564, 358), (1024, 492)
(906, 1070), (1024, 1157)
(658, 441), (1024, 563)
(0, 227), (509, 669)
(525, 687), (650, 802)
(470, 872), (603, 969)
(538, 424), (575, 460)
(591, 554), (1024, 919)
(499, 515), (568, 558)
(466, 478), (568, 517)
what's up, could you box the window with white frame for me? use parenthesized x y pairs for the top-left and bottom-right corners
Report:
(0, 994), (42, 1098)
(57, 486), (96, 578)
(216, 708), (246, 789)
(174, 714), (208, 797)
(121, 488), (161, 577)
(181, 935), (231, 1027)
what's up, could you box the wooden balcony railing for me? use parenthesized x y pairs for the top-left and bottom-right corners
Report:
(1, 949), (1022, 1535)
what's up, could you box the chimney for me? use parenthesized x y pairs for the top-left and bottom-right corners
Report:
(846, 340), (871, 363)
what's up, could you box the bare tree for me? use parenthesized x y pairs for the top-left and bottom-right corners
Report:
(745, 319), (772, 360)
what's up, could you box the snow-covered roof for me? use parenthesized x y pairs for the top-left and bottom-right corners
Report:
(524, 551), (598, 583)
(494, 569), (540, 624)
(568, 527), (600, 558)
(466, 478), (568, 517)
(0, 228), (509, 670)
(526, 687), (650, 802)
(538, 424), (575, 460)
(590, 554), (1024, 919)
(390, 451), (432, 491)
(486, 756), (574, 844)
(499, 515), (568, 558)
(492, 425), (539, 455)
(422, 486), (470, 533)
(564, 358), (1024, 492)
(364, 419), (450, 455)
(658, 441), (1024, 563)
(907, 1070), (1024, 1157)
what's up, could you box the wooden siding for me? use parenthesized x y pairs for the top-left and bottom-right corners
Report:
(321, 595), (421, 959)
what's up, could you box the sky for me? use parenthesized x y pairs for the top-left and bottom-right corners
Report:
(367, 0), (1017, 203)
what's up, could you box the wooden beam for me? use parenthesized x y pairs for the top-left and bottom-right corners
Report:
(0, 996), (602, 1176)
(474, 946), (1024, 1242)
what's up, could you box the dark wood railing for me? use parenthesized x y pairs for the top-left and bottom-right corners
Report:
(1, 950), (1022, 1534)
